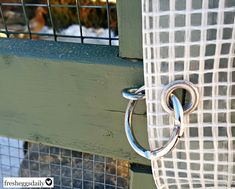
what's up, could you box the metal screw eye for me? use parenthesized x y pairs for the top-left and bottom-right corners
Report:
(122, 86), (145, 100)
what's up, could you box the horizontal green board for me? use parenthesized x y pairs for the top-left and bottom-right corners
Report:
(0, 38), (150, 165)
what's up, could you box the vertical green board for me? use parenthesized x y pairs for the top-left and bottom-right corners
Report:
(129, 164), (156, 189)
(117, 0), (143, 59)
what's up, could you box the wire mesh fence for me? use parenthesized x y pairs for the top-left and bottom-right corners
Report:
(0, 137), (129, 189)
(0, 0), (118, 45)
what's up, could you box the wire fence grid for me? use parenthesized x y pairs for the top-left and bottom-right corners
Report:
(0, 0), (118, 45)
(0, 137), (129, 189)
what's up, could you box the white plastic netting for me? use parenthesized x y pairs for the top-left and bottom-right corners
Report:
(142, 0), (235, 188)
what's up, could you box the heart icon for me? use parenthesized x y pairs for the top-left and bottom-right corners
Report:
(45, 178), (53, 186)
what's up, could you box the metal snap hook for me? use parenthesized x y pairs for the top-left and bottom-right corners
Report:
(122, 86), (184, 160)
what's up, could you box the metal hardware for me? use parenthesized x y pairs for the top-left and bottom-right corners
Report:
(122, 86), (145, 100)
(161, 80), (199, 115)
(122, 86), (184, 160)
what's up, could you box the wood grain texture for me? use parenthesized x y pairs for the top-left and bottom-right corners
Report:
(0, 38), (149, 165)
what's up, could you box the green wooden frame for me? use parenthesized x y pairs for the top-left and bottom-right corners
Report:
(117, 0), (143, 59)
(0, 38), (155, 187)
(0, 1), (157, 187)
(0, 38), (149, 163)
(130, 164), (156, 189)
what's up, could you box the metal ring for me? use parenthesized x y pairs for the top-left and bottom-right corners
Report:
(123, 87), (184, 160)
(122, 86), (145, 100)
(161, 80), (199, 115)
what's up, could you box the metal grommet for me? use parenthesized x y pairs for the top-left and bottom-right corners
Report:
(161, 80), (199, 115)
(123, 86), (184, 160)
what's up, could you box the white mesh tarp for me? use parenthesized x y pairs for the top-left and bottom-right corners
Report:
(142, 0), (235, 188)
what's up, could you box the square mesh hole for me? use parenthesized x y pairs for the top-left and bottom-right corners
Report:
(221, 43), (231, 55)
(204, 59), (214, 70)
(192, 0), (202, 9)
(189, 113), (198, 123)
(205, 44), (216, 56)
(175, 31), (185, 43)
(203, 113), (212, 123)
(160, 32), (169, 43)
(225, 0), (235, 7)
(189, 74), (199, 84)
(208, 0), (219, 8)
(191, 13), (202, 26)
(224, 12), (235, 24)
(160, 47), (169, 58)
(190, 60), (199, 71)
(190, 45), (200, 57)
(174, 61), (184, 71)
(204, 86), (213, 96)
(223, 28), (233, 39)
(219, 72), (228, 82)
(191, 30), (201, 42)
(207, 29), (217, 41)
(203, 141), (214, 149)
(204, 127), (213, 137)
(175, 0), (186, 10)
(203, 100), (212, 110)
(175, 14), (185, 27)
(204, 163), (214, 172)
(218, 113), (227, 123)
(218, 85), (227, 96)
(204, 73), (213, 83)
(177, 161), (187, 170)
(218, 126), (228, 137)
(159, 0), (170, 11)
(204, 153), (214, 161)
(159, 16), (169, 28)
(189, 128), (198, 137)
(175, 46), (185, 58)
(190, 153), (200, 161)
(219, 58), (228, 68)
(207, 12), (218, 25)
(190, 141), (199, 150)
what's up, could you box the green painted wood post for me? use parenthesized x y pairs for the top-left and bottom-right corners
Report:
(129, 164), (156, 189)
(116, 1), (156, 187)
(117, 0), (143, 59)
